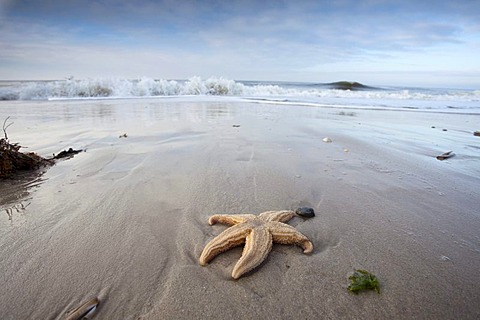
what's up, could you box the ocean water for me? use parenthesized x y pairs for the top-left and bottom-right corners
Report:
(0, 77), (479, 113)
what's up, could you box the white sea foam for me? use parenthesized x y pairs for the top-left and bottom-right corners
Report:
(1, 77), (479, 112)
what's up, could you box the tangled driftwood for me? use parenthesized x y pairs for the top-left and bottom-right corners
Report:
(0, 118), (52, 179)
(0, 117), (82, 179)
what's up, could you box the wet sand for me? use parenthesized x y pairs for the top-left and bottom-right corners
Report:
(0, 98), (479, 319)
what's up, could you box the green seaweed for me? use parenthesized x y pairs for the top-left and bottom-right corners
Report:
(348, 269), (380, 294)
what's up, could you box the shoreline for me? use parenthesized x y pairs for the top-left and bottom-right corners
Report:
(1, 99), (479, 319)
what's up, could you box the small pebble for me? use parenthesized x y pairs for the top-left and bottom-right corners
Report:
(322, 137), (332, 143)
(295, 207), (315, 218)
(440, 255), (453, 262)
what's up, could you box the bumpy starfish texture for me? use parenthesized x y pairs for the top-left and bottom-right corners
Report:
(199, 210), (313, 279)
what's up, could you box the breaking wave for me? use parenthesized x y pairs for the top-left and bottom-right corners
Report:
(0, 77), (479, 111)
(0, 77), (250, 100)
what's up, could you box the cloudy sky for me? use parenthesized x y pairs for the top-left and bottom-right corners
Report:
(1, 0), (479, 87)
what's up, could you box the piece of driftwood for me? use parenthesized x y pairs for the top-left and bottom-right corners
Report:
(53, 148), (83, 160)
(436, 151), (455, 161)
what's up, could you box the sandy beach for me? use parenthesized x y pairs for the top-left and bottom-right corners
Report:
(0, 98), (479, 319)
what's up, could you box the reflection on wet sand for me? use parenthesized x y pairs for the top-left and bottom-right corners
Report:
(0, 171), (46, 222)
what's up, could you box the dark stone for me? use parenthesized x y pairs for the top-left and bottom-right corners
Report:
(295, 207), (315, 218)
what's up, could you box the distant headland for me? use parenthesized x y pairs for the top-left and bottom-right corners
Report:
(325, 81), (377, 91)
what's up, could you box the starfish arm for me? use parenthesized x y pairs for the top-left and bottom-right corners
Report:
(232, 227), (273, 279)
(259, 210), (295, 223)
(208, 214), (257, 226)
(268, 221), (314, 254)
(199, 223), (251, 265)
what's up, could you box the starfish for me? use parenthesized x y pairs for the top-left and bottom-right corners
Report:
(199, 210), (313, 279)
